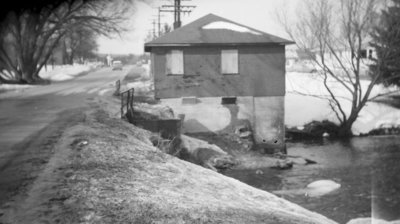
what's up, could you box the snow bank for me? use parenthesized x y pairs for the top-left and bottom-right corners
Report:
(0, 84), (34, 92)
(0, 64), (95, 93)
(286, 72), (400, 134)
(39, 64), (94, 81)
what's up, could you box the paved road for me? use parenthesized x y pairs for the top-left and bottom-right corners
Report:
(0, 66), (132, 205)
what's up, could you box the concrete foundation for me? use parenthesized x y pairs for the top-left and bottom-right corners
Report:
(160, 96), (285, 152)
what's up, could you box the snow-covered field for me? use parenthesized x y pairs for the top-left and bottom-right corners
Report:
(286, 72), (400, 134)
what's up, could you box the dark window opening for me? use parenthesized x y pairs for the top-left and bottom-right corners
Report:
(221, 97), (237, 105)
(368, 49), (373, 59)
(359, 49), (367, 58)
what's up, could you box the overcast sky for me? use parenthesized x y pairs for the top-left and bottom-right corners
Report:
(97, 0), (301, 55)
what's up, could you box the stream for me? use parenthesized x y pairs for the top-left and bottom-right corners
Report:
(224, 136), (400, 224)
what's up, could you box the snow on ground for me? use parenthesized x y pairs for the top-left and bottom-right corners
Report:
(0, 84), (34, 92)
(286, 72), (400, 134)
(124, 64), (153, 95)
(39, 63), (96, 81)
(126, 79), (153, 95)
(0, 63), (97, 93)
(141, 62), (151, 79)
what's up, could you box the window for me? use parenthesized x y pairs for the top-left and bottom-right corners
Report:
(368, 49), (373, 59)
(221, 49), (238, 74)
(221, 97), (237, 105)
(359, 49), (367, 59)
(166, 50), (184, 75)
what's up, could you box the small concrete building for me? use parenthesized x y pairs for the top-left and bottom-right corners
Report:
(144, 14), (294, 153)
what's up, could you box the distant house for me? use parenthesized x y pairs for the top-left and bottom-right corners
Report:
(144, 14), (294, 153)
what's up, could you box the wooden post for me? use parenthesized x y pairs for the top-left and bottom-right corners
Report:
(120, 93), (124, 118)
(114, 80), (120, 96)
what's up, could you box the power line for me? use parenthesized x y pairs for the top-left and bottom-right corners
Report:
(148, 19), (157, 38)
(154, 7), (166, 36)
(160, 0), (196, 29)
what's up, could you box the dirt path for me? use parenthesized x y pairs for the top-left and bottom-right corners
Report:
(0, 108), (85, 205)
(0, 66), (132, 210)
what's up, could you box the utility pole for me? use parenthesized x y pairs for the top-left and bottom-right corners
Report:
(151, 19), (156, 38)
(160, 0), (196, 29)
(174, 0), (181, 29)
(154, 7), (167, 36)
(158, 7), (162, 36)
(150, 7), (166, 38)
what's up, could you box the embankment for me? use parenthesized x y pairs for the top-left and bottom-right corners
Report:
(1, 100), (337, 224)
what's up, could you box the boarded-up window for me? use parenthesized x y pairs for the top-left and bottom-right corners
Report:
(221, 49), (238, 74)
(166, 50), (184, 75)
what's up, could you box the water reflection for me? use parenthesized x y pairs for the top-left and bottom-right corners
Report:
(224, 136), (400, 224)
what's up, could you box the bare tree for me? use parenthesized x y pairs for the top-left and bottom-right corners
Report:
(0, 0), (131, 84)
(61, 26), (98, 65)
(279, 0), (391, 137)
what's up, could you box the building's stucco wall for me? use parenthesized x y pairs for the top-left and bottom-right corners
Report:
(253, 96), (285, 150)
(160, 96), (285, 150)
(152, 45), (286, 99)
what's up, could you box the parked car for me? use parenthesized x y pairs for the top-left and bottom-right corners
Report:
(112, 60), (123, 70)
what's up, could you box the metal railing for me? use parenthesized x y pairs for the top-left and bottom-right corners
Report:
(120, 88), (134, 119)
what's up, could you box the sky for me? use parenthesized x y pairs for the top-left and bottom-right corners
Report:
(97, 0), (301, 55)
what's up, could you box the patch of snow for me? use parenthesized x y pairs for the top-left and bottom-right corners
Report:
(306, 180), (340, 192)
(39, 64), (93, 81)
(98, 88), (112, 96)
(47, 73), (73, 81)
(140, 62), (151, 79)
(202, 21), (262, 35)
(346, 218), (400, 224)
(126, 80), (153, 94)
(0, 64), (95, 93)
(0, 84), (34, 92)
(272, 179), (341, 198)
(0, 81), (33, 94)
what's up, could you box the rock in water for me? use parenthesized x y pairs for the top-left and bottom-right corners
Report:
(255, 169), (264, 175)
(179, 135), (237, 171)
(271, 159), (293, 170)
